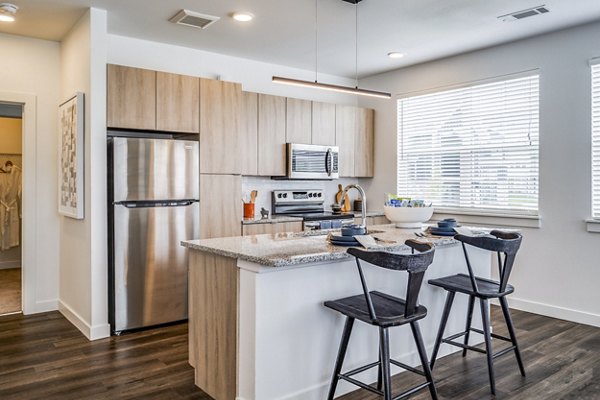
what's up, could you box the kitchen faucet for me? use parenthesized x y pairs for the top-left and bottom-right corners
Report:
(339, 184), (367, 231)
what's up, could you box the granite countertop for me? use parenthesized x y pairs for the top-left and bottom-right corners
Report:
(242, 210), (385, 225)
(182, 224), (458, 268)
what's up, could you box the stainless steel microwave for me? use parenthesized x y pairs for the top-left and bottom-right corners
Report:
(286, 143), (339, 179)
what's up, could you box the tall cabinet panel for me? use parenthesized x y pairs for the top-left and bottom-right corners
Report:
(286, 98), (312, 144)
(107, 64), (156, 130)
(156, 72), (199, 133)
(200, 174), (242, 239)
(258, 94), (286, 176)
(335, 105), (357, 178)
(355, 108), (374, 177)
(311, 102), (336, 146)
(200, 79), (242, 175)
(240, 91), (258, 176)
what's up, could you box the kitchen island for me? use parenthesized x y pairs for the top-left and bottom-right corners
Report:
(181, 225), (490, 400)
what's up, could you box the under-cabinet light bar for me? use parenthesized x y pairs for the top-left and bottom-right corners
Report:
(272, 76), (391, 99)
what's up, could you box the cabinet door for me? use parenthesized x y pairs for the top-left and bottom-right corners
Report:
(200, 174), (242, 239)
(156, 72), (199, 133)
(258, 94), (287, 176)
(286, 98), (312, 144)
(335, 105), (357, 177)
(242, 221), (303, 236)
(107, 64), (156, 130)
(240, 92), (258, 176)
(311, 102), (336, 146)
(200, 79), (242, 174)
(355, 108), (374, 177)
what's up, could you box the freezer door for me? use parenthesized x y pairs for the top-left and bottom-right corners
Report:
(113, 137), (199, 202)
(113, 202), (199, 332)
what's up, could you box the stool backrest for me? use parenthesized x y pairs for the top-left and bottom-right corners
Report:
(347, 240), (435, 320)
(454, 230), (522, 294)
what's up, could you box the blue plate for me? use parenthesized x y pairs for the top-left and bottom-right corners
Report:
(429, 228), (457, 236)
(329, 234), (359, 242)
(330, 239), (361, 246)
(434, 226), (456, 232)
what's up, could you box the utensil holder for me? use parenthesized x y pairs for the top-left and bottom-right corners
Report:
(243, 203), (255, 219)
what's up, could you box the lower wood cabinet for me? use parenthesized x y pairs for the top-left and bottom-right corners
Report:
(200, 174), (242, 239)
(242, 221), (303, 236)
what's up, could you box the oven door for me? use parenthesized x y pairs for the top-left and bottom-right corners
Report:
(287, 143), (339, 179)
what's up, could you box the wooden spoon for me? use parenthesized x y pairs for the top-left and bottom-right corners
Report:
(250, 190), (258, 204)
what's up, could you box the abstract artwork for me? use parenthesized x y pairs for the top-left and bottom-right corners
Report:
(58, 92), (84, 219)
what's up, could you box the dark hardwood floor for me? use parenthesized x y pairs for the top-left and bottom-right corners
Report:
(0, 307), (598, 399)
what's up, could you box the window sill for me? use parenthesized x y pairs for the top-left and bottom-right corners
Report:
(432, 210), (541, 229)
(585, 219), (600, 233)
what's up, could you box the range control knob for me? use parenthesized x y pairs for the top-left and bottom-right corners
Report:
(317, 193), (322, 197)
(283, 193), (288, 198)
(308, 193), (313, 197)
(277, 193), (282, 198)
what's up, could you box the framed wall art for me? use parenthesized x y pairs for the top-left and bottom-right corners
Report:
(58, 92), (84, 219)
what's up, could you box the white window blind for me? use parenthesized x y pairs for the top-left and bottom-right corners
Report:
(592, 63), (600, 218)
(397, 75), (539, 216)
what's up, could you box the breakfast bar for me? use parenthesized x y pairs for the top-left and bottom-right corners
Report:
(181, 225), (491, 400)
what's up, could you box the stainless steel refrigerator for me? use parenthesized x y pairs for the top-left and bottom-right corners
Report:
(108, 135), (199, 333)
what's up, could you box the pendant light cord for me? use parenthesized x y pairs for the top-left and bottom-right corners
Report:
(355, 1), (358, 88)
(315, 0), (318, 83)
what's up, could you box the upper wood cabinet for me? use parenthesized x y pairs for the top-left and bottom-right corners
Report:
(240, 91), (258, 176)
(286, 98), (312, 144)
(355, 107), (374, 177)
(107, 64), (156, 130)
(311, 102), (336, 146)
(199, 79), (242, 175)
(258, 94), (287, 176)
(156, 72), (199, 133)
(335, 105), (374, 177)
(200, 174), (242, 239)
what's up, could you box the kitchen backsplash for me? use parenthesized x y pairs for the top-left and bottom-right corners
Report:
(242, 176), (360, 216)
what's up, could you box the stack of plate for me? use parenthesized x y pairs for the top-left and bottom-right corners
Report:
(428, 218), (459, 236)
(328, 234), (361, 247)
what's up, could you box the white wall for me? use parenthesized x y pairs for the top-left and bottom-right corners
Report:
(359, 21), (600, 327)
(59, 8), (109, 340)
(0, 33), (60, 313)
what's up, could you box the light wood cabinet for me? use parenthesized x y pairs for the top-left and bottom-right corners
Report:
(286, 98), (312, 144)
(107, 64), (156, 130)
(200, 79), (242, 175)
(335, 105), (357, 177)
(355, 107), (374, 177)
(156, 72), (199, 133)
(242, 221), (303, 236)
(311, 102), (336, 146)
(258, 94), (287, 176)
(240, 92), (258, 176)
(200, 174), (242, 239)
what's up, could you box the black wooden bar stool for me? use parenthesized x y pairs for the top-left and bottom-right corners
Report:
(324, 240), (438, 400)
(428, 230), (525, 396)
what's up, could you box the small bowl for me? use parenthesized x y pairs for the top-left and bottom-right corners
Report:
(437, 219), (457, 228)
(341, 224), (366, 236)
(331, 204), (343, 213)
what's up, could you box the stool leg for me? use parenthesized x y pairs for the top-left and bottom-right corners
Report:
(379, 327), (392, 400)
(430, 291), (455, 369)
(411, 321), (439, 400)
(327, 317), (355, 400)
(462, 295), (475, 357)
(377, 351), (383, 391)
(479, 298), (496, 396)
(500, 296), (526, 377)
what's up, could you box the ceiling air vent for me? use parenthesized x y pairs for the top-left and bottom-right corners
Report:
(169, 9), (220, 29)
(498, 5), (549, 22)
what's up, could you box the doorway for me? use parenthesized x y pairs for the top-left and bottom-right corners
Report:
(0, 102), (22, 316)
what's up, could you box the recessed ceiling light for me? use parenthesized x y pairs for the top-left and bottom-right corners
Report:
(0, 3), (18, 22)
(232, 12), (254, 22)
(388, 52), (404, 59)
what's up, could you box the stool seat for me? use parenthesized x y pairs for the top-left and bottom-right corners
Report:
(325, 291), (428, 328)
(428, 273), (514, 298)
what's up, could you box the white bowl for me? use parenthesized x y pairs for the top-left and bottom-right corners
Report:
(383, 205), (434, 228)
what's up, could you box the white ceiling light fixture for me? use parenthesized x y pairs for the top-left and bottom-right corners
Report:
(0, 3), (18, 23)
(232, 12), (254, 22)
(388, 52), (404, 59)
(273, 0), (391, 100)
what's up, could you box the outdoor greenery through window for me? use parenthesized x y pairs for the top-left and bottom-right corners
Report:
(592, 62), (600, 219)
(397, 74), (540, 216)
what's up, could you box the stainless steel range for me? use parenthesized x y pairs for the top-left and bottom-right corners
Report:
(271, 189), (354, 231)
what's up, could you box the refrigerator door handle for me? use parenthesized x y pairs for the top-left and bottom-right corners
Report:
(117, 199), (199, 208)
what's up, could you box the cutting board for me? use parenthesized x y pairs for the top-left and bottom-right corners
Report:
(335, 184), (351, 212)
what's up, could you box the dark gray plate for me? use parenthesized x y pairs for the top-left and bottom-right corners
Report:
(329, 234), (359, 242)
(330, 240), (361, 247)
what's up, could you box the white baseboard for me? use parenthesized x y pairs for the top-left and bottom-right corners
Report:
(505, 297), (600, 328)
(58, 300), (110, 341)
(34, 299), (58, 313)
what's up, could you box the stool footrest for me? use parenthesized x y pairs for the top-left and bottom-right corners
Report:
(445, 330), (468, 342)
(339, 374), (382, 396)
(343, 360), (380, 378)
(390, 359), (425, 377)
(442, 338), (486, 354)
(492, 345), (516, 360)
(392, 381), (432, 400)
(470, 327), (511, 342)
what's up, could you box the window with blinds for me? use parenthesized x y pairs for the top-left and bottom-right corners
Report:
(397, 74), (539, 216)
(592, 63), (600, 218)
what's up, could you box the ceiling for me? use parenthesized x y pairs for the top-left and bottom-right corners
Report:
(2, 0), (600, 78)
